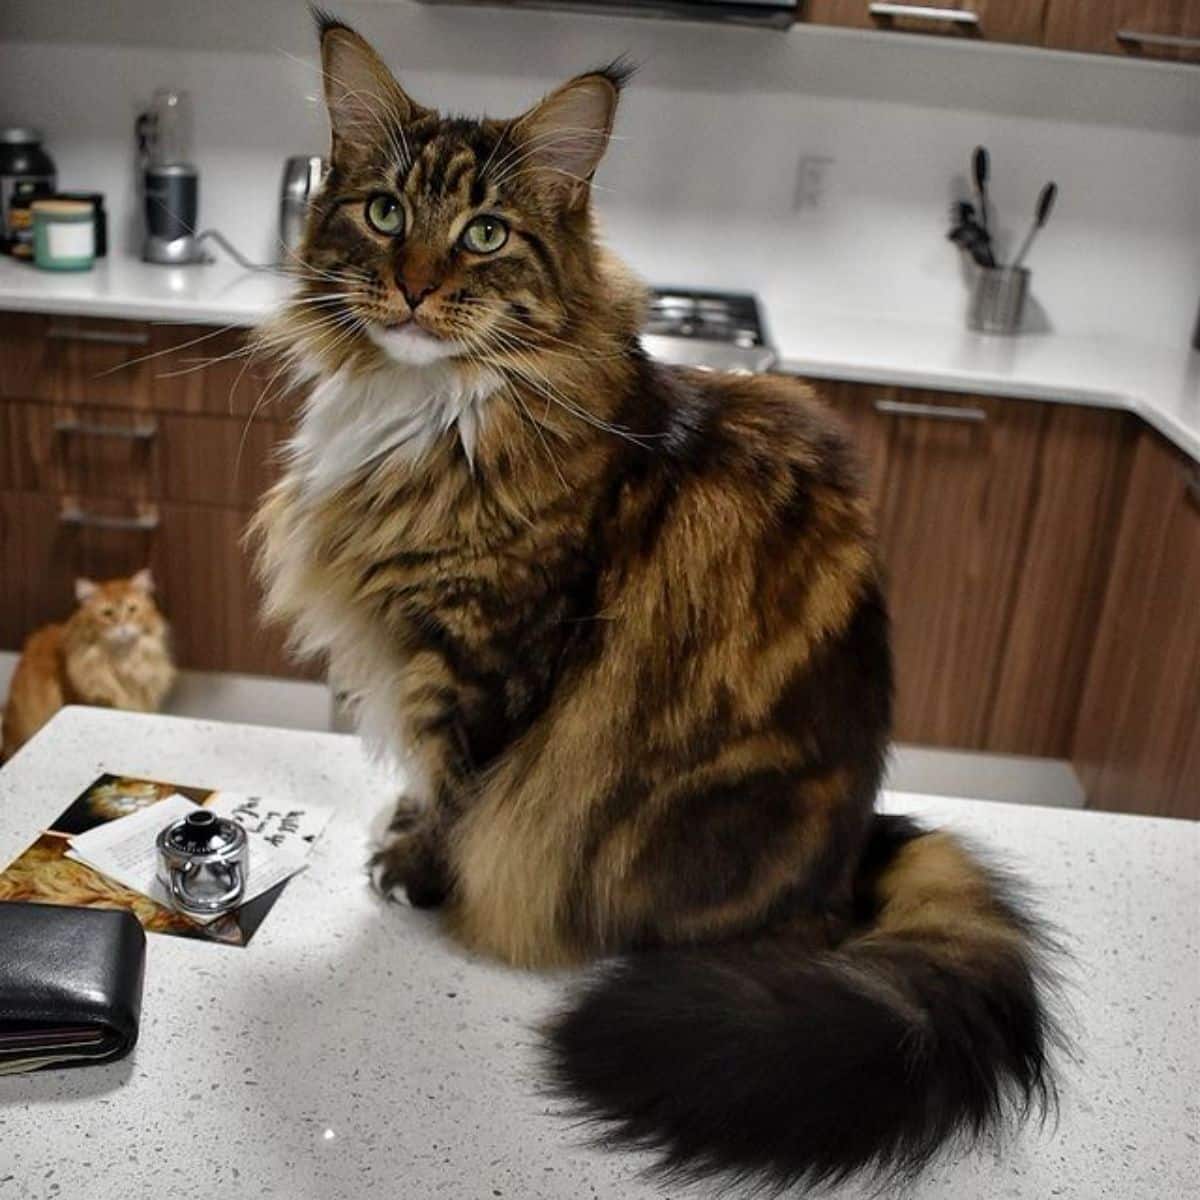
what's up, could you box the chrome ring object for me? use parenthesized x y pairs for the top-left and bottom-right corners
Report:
(156, 810), (248, 917)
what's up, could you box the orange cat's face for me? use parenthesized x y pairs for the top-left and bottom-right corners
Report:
(74, 569), (165, 648)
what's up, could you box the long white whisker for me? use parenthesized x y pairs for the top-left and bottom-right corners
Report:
(93, 321), (244, 378)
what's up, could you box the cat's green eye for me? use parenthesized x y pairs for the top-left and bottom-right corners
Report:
(460, 215), (509, 254)
(365, 194), (405, 237)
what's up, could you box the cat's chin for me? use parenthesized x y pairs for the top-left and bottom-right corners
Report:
(367, 323), (462, 368)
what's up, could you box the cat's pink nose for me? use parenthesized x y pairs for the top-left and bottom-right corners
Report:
(396, 250), (442, 310)
(400, 280), (439, 310)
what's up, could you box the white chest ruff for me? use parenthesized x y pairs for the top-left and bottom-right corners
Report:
(265, 360), (498, 789)
(287, 360), (499, 502)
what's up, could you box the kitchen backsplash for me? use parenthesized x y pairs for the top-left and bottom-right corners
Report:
(0, 0), (1197, 347)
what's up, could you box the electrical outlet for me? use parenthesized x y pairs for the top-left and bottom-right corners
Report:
(795, 155), (835, 211)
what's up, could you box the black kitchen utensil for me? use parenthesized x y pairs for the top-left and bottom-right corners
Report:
(947, 200), (996, 269)
(1011, 181), (1057, 269)
(973, 146), (990, 236)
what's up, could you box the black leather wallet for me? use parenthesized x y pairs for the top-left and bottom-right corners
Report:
(0, 901), (146, 1075)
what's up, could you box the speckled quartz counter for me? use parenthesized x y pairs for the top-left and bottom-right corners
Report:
(0, 253), (1197, 462)
(0, 708), (1196, 1200)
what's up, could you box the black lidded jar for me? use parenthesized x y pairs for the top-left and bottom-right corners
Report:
(0, 127), (57, 251)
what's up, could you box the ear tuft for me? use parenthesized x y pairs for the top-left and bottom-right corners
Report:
(310, 4), (348, 40)
(75, 578), (98, 604)
(594, 56), (637, 94)
(510, 66), (627, 208)
(317, 15), (420, 153)
(130, 568), (155, 594)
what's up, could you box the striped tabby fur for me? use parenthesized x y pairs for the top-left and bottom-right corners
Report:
(252, 13), (1058, 1192)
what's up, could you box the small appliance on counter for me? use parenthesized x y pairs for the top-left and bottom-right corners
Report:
(0, 127), (56, 254)
(279, 154), (325, 263)
(137, 88), (205, 265)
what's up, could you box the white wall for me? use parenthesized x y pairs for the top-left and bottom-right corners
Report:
(1, 0), (1197, 346)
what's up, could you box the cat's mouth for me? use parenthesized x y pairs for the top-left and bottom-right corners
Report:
(367, 320), (461, 367)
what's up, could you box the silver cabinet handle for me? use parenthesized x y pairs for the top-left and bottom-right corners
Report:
(1116, 30), (1200, 50)
(46, 324), (150, 347)
(874, 398), (987, 422)
(55, 418), (158, 441)
(869, 3), (980, 26)
(59, 504), (159, 532)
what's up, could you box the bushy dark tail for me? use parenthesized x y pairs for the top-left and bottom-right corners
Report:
(545, 815), (1059, 1193)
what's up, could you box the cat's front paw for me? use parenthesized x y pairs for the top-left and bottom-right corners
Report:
(369, 828), (450, 910)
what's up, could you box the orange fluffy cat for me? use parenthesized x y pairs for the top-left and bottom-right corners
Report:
(1, 570), (176, 761)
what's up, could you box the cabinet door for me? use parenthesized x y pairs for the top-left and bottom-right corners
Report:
(871, 390), (1045, 748)
(804, 1), (1048, 43)
(0, 313), (150, 406)
(150, 325), (307, 421)
(987, 405), (1134, 756)
(156, 414), (286, 509)
(0, 401), (285, 509)
(0, 313), (304, 421)
(1044, 0), (1200, 60)
(0, 491), (73, 650)
(37, 316), (155, 409)
(0, 313), (51, 400)
(1073, 430), (1200, 818)
(151, 502), (306, 679)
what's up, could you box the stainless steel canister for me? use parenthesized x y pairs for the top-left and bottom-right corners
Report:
(968, 266), (1030, 335)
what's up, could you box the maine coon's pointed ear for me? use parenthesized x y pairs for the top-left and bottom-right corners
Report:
(512, 63), (628, 209)
(130, 568), (155, 594)
(315, 12), (419, 153)
(75, 578), (98, 604)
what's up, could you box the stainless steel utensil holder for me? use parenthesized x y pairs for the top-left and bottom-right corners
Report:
(968, 266), (1029, 335)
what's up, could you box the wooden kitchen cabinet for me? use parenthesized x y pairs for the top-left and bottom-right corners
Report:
(151, 502), (295, 678)
(25, 315), (159, 408)
(0, 312), (308, 680)
(818, 382), (1044, 749)
(149, 324), (306, 421)
(871, 389), (1046, 748)
(0, 491), (72, 652)
(0, 400), (286, 508)
(816, 382), (1138, 762)
(1072, 428), (1200, 818)
(0, 314), (301, 420)
(1044, 0), (1200, 61)
(803, 1), (1048, 44)
(988, 404), (1134, 756)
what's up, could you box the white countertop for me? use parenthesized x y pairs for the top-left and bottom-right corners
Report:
(0, 253), (1197, 461)
(775, 308), (1200, 463)
(0, 707), (1196, 1200)
(0, 253), (291, 327)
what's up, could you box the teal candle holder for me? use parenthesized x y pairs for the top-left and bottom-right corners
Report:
(32, 198), (95, 271)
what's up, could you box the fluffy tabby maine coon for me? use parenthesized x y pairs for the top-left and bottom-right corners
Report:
(254, 13), (1057, 1193)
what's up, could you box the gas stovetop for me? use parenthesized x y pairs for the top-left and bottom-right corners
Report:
(641, 288), (776, 375)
